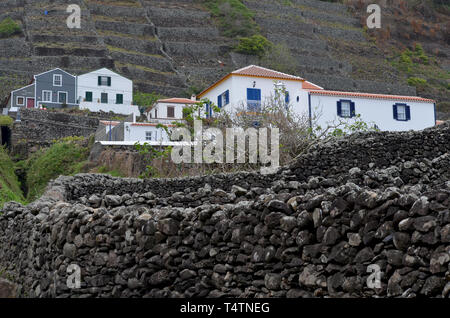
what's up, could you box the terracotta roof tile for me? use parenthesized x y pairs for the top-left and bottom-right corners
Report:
(309, 90), (435, 103)
(302, 81), (323, 90)
(232, 65), (304, 81)
(158, 98), (197, 104)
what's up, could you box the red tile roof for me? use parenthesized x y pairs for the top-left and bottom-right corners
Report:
(302, 81), (323, 90)
(309, 90), (435, 103)
(158, 98), (197, 104)
(131, 123), (177, 127)
(197, 65), (305, 98)
(232, 65), (304, 81)
(100, 120), (120, 126)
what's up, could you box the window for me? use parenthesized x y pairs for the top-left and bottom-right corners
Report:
(116, 94), (123, 104)
(155, 109), (158, 118)
(296, 96), (300, 103)
(393, 103), (410, 121)
(42, 90), (52, 102)
(85, 91), (93, 102)
(101, 93), (108, 104)
(16, 96), (25, 106)
(341, 101), (351, 117)
(167, 106), (175, 118)
(337, 100), (355, 118)
(145, 131), (152, 141)
(58, 92), (67, 104)
(247, 88), (261, 111)
(53, 74), (62, 86)
(218, 90), (229, 108)
(98, 76), (111, 86)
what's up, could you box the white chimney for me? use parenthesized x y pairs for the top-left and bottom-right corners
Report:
(191, 94), (197, 101)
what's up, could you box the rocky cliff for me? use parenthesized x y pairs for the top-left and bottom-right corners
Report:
(0, 122), (449, 298)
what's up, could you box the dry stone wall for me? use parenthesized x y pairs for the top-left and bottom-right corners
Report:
(0, 123), (449, 298)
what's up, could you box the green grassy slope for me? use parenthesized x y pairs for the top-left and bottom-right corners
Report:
(0, 146), (25, 208)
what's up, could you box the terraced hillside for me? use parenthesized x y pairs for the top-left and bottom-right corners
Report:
(243, 0), (416, 95)
(0, 0), (446, 109)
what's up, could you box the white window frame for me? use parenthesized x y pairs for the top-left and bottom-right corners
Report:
(58, 91), (68, 104)
(397, 104), (406, 121)
(145, 131), (153, 141)
(42, 90), (52, 102)
(16, 96), (25, 106)
(221, 91), (229, 107)
(99, 76), (109, 86)
(341, 101), (351, 118)
(53, 74), (62, 87)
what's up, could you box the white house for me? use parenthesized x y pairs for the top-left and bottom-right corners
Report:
(196, 65), (436, 132)
(146, 97), (197, 123)
(123, 122), (173, 143)
(77, 68), (140, 116)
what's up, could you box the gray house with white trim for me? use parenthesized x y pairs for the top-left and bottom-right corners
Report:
(34, 68), (78, 109)
(8, 83), (35, 108)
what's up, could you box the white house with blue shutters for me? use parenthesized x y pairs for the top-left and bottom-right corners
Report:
(196, 65), (436, 132)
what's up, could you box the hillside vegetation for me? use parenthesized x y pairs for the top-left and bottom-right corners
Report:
(0, 0), (448, 118)
(0, 146), (25, 208)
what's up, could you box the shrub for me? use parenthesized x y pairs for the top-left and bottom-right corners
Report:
(0, 17), (21, 38)
(0, 115), (13, 127)
(25, 140), (89, 200)
(260, 43), (297, 74)
(235, 35), (272, 57)
(201, 0), (259, 37)
(407, 77), (427, 86)
(133, 91), (161, 110)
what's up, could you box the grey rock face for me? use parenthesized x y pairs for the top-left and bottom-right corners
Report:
(0, 124), (449, 298)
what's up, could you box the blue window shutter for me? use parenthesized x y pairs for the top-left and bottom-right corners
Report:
(107, 77), (111, 87)
(225, 90), (229, 104)
(393, 104), (398, 120)
(98, 76), (101, 86)
(406, 105), (411, 121)
(247, 88), (253, 100)
(256, 89), (261, 101)
(337, 101), (342, 116)
(285, 91), (290, 103)
(350, 102), (355, 118)
(218, 95), (222, 108)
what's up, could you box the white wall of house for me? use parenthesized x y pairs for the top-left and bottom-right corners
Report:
(310, 94), (436, 132)
(199, 76), (309, 117)
(124, 123), (172, 142)
(147, 102), (186, 121)
(77, 68), (139, 116)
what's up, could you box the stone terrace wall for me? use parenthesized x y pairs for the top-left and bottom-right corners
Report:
(10, 108), (98, 146)
(0, 124), (449, 298)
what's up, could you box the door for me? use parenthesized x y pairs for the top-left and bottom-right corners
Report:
(26, 98), (35, 108)
(58, 92), (67, 104)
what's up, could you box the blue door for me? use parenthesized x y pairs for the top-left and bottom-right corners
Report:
(247, 88), (261, 111)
